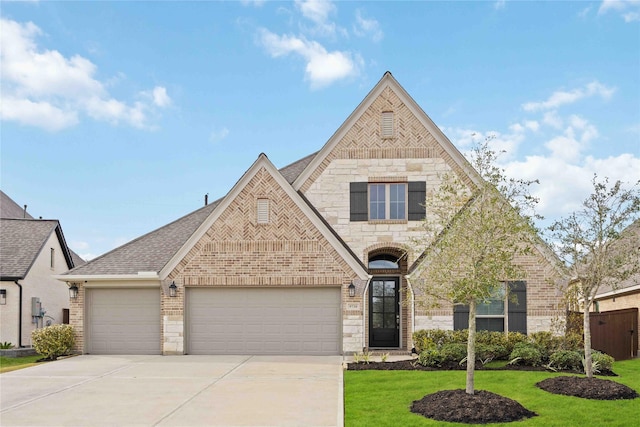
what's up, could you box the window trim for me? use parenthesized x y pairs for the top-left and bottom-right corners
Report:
(368, 182), (407, 221)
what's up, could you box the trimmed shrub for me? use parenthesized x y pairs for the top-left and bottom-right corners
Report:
(590, 351), (615, 372)
(31, 324), (75, 360)
(450, 329), (469, 344)
(548, 350), (582, 371)
(440, 343), (468, 363)
(562, 332), (584, 351)
(476, 343), (509, 363)
(413, 329), (450, 353)
(505, 331), (529, 354)
(417, 349), (442, 367)
(509, 342), (542, 366)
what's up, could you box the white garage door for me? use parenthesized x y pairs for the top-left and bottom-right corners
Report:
(187, 288), (341, 355)
(87, 288), (161, 354)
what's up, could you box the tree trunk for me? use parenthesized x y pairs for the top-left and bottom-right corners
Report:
(583, 302), (593, 378)
(466, 299), (476, 395)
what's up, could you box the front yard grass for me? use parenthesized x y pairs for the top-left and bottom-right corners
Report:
(344, 358), (640, 427)
(0, 355), (42, 374)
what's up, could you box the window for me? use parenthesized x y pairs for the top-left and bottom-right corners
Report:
(350, 181), (426, 222)
(257, 199), (269, 224)
(381, 111), (394, 138)
(50, 248), (55, 269)
(453, 281), (527, 334)
(368, 254), (399, 269)
(369, 183), (406, 220)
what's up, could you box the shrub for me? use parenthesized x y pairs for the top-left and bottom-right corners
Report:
(31, 325), (75, 360)
(440, 343), (468, 363)
(590, 351), (615, 372)
(476, 343), (509, 363)
(562, 332), (584, 351)
(505, 331), (529, 354)
(413, 329), (448, 352)
(449, 329), (469, 344)
(548, 350), (582, 371)
(509, 342), (542, 366)
(0, 341), (14, 349)
(417, 349), (442, 367)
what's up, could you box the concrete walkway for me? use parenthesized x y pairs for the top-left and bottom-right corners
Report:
(0, 355), (343, 427)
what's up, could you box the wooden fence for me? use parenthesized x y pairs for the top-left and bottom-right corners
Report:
(569, 308), (638, 361)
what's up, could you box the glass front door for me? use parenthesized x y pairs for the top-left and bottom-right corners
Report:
(369, 277), (399, 347)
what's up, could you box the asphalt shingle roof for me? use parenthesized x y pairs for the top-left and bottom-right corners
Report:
(0, 219), (58, 279)
(1, 191), (33, 219)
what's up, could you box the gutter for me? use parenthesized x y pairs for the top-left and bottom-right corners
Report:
(14, 280), (23, 348)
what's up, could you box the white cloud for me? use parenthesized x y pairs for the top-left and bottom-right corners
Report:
(578, 5), (593, 18)
(598, 0), (640, 21)
(522, 81), (615, 112)
(295, 0), (343, 37)
(0, 18), (171, 132)
(353, 9), (383, 42)
(257, 28), (361, 89)
(210, 127), (230, 143)
(494, 0), (506, 10)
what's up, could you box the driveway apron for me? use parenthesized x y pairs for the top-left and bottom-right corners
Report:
(0, 355), (344, 427)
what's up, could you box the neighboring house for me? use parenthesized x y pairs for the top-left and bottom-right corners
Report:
(592, 219), (640, 354)
(0, 191), (84, 347)
(60, 72), (566, 356)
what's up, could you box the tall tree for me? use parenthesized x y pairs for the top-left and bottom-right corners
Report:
(548, 176), (639, 377)
(411, 141), (541, 395)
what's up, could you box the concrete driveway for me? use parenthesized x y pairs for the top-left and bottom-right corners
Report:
(0, 355), (343, 427)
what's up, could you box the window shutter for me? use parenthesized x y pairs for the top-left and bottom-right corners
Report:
(453, 304), (470, 330)
(257, 199), (269, 224)
(350, 182), (368, 221)
(408, 181), (426, 220)
(381, 112), (394, 137)
(508, 281), (527, 334)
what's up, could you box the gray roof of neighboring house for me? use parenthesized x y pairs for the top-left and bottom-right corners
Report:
(0, 219), (63, 279)
(1, 190), (33, 219)
(64, 154), (317, 276)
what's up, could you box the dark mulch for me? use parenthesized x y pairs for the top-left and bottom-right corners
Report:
(347, 359), (466, 371)
(536, 376), (639, 400)
(411, 389), (537, 424)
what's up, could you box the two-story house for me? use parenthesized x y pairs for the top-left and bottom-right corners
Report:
(60, 72), (566, 355)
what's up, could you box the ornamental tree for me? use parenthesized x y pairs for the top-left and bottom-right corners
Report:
(548, 176), (639, 377)
(411, 141), (541, 395)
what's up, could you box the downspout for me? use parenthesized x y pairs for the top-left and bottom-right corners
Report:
(361, 276), (372, 351)
(14, 280), (23, 348)
(405, 275), (416, 350)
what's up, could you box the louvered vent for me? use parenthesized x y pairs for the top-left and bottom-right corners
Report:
(381, 111), (394, 137)
(257, 199), (269, 224)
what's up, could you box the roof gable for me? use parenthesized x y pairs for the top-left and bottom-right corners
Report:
(0, 219), (68, 279)
(161, 153), (368, 280)
(293, 72), (481, 193)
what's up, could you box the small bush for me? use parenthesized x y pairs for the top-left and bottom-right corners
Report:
(31, 325), (75, 360)
(413, 329), (448, 352)
(440, 343), (468, 363)
(548, 350), (582, 371)
(476, 343), (509, 363)
(562, 332), (584, 351)
(505, 331), (529, 354)
(590, 351), (615, 372)
(450, 329), (469, 344)
(509, 342), (542, 366)
(417, 349), (442, 367)
(0, 341), (15, 349)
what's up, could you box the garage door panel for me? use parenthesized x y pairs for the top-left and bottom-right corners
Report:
(87, 288), (160, 355)
(187, 288), (340, 355)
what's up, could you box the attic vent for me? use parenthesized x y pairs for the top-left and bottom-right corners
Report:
(257, 199), (269, 224)
(381, 111), (394, 138)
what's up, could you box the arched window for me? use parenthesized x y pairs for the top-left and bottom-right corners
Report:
(368, 253), (399, 270)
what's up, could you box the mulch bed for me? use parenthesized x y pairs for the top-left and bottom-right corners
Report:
(536, 376), (638, 400)
(348, 359), (638, 424)
(411, 389), (537, 424)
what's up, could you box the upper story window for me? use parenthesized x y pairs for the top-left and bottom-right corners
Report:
(50, 248), (55, 269)
(350, 181), (426, 222)
(381, 111), (394, 138)
(369, 183), (406, 220)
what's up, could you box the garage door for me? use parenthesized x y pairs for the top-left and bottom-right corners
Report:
(86, 288), (161, 354)
(187, 288), (341, 355)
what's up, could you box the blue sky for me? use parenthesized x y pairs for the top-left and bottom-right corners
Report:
(1, 0), (639, 260)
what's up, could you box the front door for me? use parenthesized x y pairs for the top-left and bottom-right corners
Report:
(369, 278), (399, 347)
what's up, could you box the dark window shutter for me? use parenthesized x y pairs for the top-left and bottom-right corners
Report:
(408, 181), (426, 220)
(350, 182), (368, 221)
(508, 281), (527, 334)
(453, 304), (469, 330)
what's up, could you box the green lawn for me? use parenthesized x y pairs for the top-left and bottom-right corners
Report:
(0, 355), (43, 373)
(344, 359), (640, 427)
